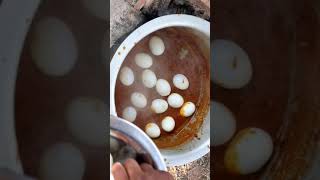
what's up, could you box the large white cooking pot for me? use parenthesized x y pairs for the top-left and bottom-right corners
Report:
(110, 14), (211, 166)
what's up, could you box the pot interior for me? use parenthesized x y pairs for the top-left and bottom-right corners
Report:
(114, 26), (210, 149)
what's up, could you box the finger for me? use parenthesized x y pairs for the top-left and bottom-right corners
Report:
(157, 171), (174, 180)
(140, 163), (154, 172)
(112, 162), (129, 180)
(123, 159), (143, 179)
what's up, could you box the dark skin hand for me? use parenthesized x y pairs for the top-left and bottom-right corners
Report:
(112, 159), (174, 180)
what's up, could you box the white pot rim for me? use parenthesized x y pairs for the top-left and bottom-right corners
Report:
(110, 14), (210, 166)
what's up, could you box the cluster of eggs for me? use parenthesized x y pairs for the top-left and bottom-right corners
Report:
(212, 40), (273, 175)
(119, 36), (196, 139)
(28, 1), (107, 179)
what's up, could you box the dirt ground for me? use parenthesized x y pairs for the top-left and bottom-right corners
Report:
(168, 153), (210, 180)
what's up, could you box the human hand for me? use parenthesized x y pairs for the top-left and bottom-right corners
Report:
(111, 159), (173, 180)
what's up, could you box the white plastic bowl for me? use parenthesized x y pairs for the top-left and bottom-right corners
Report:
(110, 14), (210, 166)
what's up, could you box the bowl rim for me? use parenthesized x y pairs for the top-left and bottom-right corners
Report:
(110, 115), (167, 171)
(109, 14), (210, 166)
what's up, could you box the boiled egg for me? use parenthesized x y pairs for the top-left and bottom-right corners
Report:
(122, 106), (137, 122)
(131, 92), (147, 108)
(173, 74), (189, 90)
(156, 79), (171, 96)
(135, 53), (153, 68)
(180, 102), (196, 117)
(145, 123), (161, 138)
(66, 97), (106, 146)
(167, 93), (184, 108)
(211, 101), (236, 146)
(224, 128), (273, 175)
(212, 39), (253, 89)
(161, 116), (175, 132)
(31, 17), (77, 77)
(39, 143), (85, 180)
(119, 66), (134, 86)
(149, 36), (165, 56)
(142, 69), (157, 88)
(151, 99), (168, 114)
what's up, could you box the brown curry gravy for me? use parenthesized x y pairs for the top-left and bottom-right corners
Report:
(115, 27), (210, 149)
